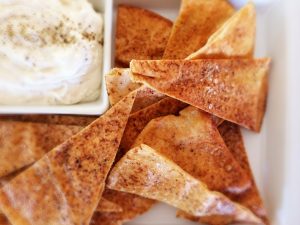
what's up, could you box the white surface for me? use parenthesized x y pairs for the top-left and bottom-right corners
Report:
(0, 0), (110, 115)
(107, 0), (299, 225)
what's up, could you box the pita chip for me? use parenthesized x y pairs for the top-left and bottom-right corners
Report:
(130, 59), (270, 132)
(120, 97), (187, 154)
(96, 198), (122, 213)
(187, 3), (256, 60)
(113, 97), (186, 222)
(132, 86), (166, 113)
(218, 121), (269, 224)
(0, 121), (82, 178)
(90, 189), (154, 225)
(106, 68), (142, 106)
(132, 106), (251, 196)
(0, 92), (136, 225)
(0, 115), (96, 126)
(116, 5), (173, 65)
(105, 85), (184, 222)
(163, 0), (234, 59)
(107, 144), (262, 225)
(101, 189), (154, 222)
(105, 69), (166, 112)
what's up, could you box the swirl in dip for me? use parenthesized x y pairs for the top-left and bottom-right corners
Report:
(0, 0), (103, 105)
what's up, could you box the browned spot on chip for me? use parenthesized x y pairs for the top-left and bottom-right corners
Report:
(0, 214), (10, 225)
(96, 198), (122, 213)
(90, 212), (122, 225)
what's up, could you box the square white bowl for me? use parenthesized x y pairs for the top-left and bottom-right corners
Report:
(0, 0), (112, 115)
(109, 0), (300, 225)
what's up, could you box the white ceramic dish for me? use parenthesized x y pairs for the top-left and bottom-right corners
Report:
(107, 0), (299, 225)
(0, 0), (111, 115)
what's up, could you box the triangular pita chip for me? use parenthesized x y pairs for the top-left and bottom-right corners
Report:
(116, 5), (173, 65)
(105, 68), (142, 106)
(132, 106), (251, 195)
(187, 3), (256, 60)
(163, 0), (234, 59)
(0, 92), (136, 225)
(130, 59), (270, 131)
(107, 144), (262, 225)
(0, 114), (96, 126)
(96, 198), (122, 213)
(0, 121), (82, 178)
(120, 97), (187, 154)
(218, 121), (269, 224)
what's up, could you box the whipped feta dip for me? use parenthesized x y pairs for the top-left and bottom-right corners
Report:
(0, 0), (103, 105)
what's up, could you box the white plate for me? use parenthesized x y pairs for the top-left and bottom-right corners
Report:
(107, 0), (299, 225)
(1, 0), (299, 224)
(0, 0), (110, 115)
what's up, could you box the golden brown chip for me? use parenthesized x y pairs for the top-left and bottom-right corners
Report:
(0, 169), (26, 225)
(0, 115), (96, 126)
(0, 121), (82, 178)
(109, 97), (186, 223)
(105, 68), (142, 106)
(0, 214), (10, 225)
(100, 189), (154, 222)
(120, 97), (187, 154)
(116, 5), (173, 65)
(0, 92), (136, 225)
(90, 189), (155, 225)
(90, 212), (123, 225)
(179, 121), (269, 225)
(132, 106), (251, 196)
(218, 121), (269, 224)
(132, 86), (166, 113)
(0, 170), (114, 222)
(107, 144), (262, 225)
(163, 0), (234, 59)
(96, 198), (122, 213)
(130, 59), (270, 132)
(187, 3), (256, 60)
